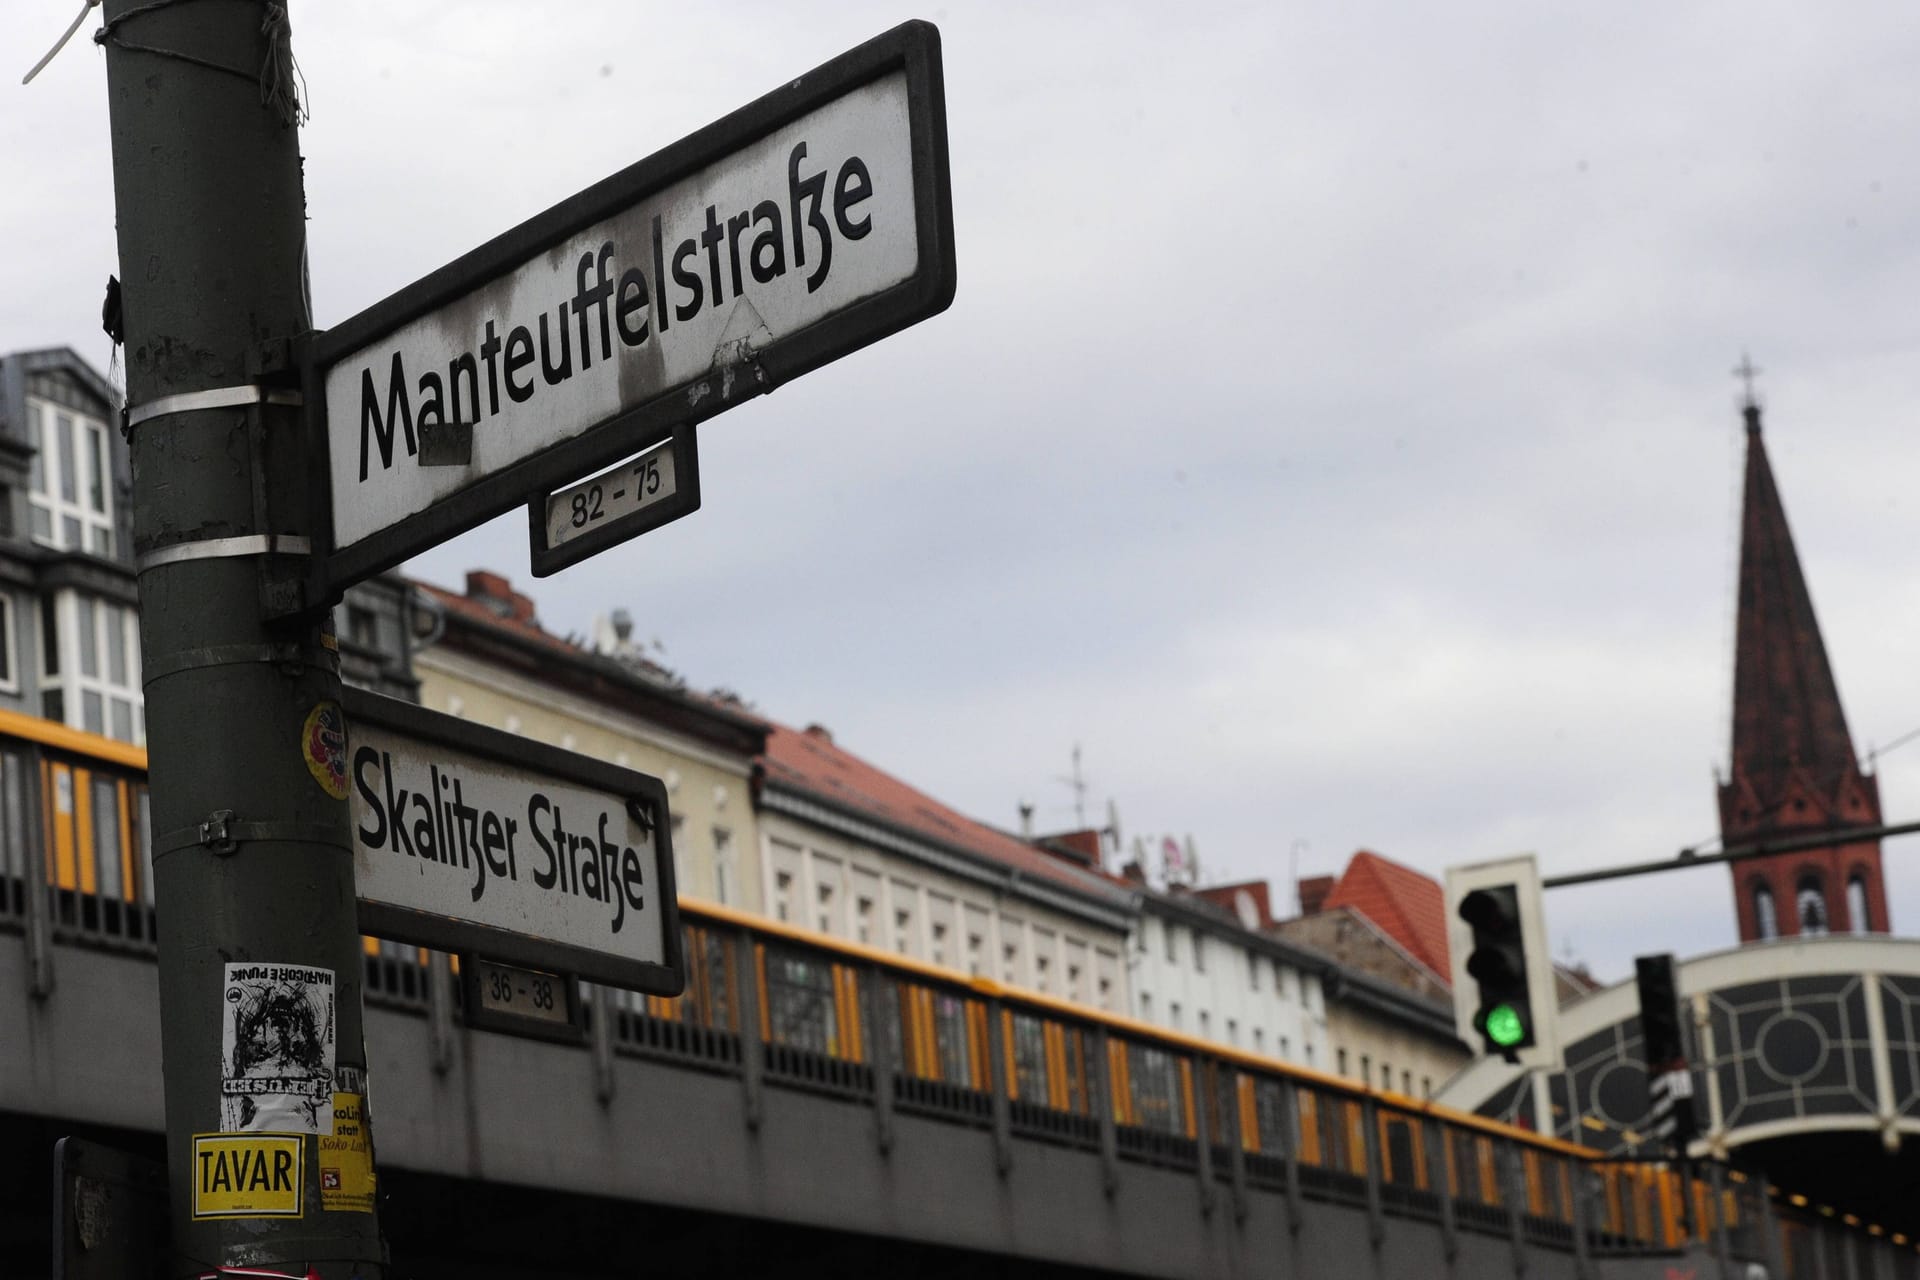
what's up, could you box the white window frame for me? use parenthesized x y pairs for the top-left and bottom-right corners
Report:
(27, 396), (115, 555)
(0, 596), (18, 694)
(42, 591), (142, 744)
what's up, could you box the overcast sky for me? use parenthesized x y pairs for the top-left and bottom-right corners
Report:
(8, 2), (1920, 982)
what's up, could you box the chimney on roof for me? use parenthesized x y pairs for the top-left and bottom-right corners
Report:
(1121, 859), (1147, 885)
(1298, 874), (1335, 917)
(1034, 828), (1102, 870)
(465, 570), (537, 624)
(804, 723), (833, 744)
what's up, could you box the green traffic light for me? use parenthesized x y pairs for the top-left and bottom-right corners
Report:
(1485, 1002), (1527, 1048)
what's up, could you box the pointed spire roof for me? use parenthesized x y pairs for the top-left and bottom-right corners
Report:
(1726, 399), (1859, 806)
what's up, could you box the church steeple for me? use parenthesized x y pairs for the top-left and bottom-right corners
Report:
(1717, 361), (1890, 941)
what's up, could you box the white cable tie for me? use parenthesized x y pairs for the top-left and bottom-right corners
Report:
(23, 0), (98, 86)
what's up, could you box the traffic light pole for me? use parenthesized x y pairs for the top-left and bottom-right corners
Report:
(99, 3), (382, 1274)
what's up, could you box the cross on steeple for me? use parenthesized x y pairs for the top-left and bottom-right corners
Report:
(1734, 352), (1763, 410)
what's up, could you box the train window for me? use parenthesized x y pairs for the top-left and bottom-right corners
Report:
(0, 596), (15, 690)
(92, 777), (122, 899)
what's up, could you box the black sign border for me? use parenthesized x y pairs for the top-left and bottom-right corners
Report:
(311, 19), (954, 597)
(345, 687), (685, 996)
(526, 422), (703, 579)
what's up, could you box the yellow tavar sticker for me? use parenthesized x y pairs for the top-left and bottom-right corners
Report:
(320, 1092), (376, 1213)
(193, 1132), (303, 1219)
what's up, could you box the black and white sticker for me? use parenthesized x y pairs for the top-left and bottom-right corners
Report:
(219, 963), (337, 1134)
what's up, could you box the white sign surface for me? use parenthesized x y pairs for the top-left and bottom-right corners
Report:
(545, 439), (678, 550)
(349, 720), (668, 971)
(326, 70), (919, 552)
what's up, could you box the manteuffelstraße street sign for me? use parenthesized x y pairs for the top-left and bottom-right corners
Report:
(315, 21), (954, 590)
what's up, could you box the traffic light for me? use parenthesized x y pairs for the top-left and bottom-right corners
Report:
(1458, 884), (1534, 1061)
(1635, 953), (1696, 1150)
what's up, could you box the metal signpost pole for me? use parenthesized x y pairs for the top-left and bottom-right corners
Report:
(99, 3), (383, 1274)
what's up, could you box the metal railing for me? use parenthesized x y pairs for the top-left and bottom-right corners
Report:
(6, 712), (1917, 1277)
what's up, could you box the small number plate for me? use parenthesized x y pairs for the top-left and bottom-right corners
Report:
(460, 956), (585, 1043)
(527, 423), (702, 578)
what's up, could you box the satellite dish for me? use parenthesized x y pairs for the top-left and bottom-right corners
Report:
(1233, 889), (1260, 931)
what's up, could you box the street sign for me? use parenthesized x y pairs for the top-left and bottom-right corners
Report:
(314, 20), (954, 592)
(344, 688), (683, 994)
(527, 424), (701, 578)
(460, 955), (585, 1044)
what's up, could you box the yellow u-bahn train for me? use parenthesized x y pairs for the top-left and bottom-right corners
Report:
(5, 704), (1898, 1271)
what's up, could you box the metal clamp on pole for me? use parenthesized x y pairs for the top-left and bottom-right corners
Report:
(137, 534), (312, 575)
(124, 383), (303, 432)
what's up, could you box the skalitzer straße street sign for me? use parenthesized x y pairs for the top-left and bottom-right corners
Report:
(312, 20), (954, 595)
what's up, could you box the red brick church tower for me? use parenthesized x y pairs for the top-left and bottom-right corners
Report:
(1718, 368), (1890, 940)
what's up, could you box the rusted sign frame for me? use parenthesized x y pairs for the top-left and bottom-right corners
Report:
(302, 20), (954, 605)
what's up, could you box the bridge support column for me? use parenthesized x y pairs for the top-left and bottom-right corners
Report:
(986, 999), (1012, 1176)
(1755, 1173), (1787, 1280)
(22, 747), (52, 999)
(1501, 1141), (1529, 1276)
(1191, 1055), (1216, 1219)
(1424, 1118), (1458, 1263)
(1567, 1159), (1592, 1280)
(426, 951), (455, 1077)
(1361, 1096), (1385, 1249)
(1224, 1067), (1248, 1223)
(1091, 1028), (1119, 1198)
(861, 965), (893, 1155)
(590, 984), (616, 1105)
(1280, 1080), (1305, 1236)
(735, 929), (764, 1131)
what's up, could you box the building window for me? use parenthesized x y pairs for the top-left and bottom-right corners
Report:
(712, 828), (733, 904)
(854, 896), (874, 945)
(1279, 1035), (1290, 1059)
(27, 396), (115, 555)
(1303, 1043), (1314, 1067)
(1360, 1054), (1371, 1083)
(1847, 874), (1871, 934)
(1169, 1002), (1182, 1030)
(895, 907), (913, 955)
(0, 597), (16, 692)
(1248, 951), (1261, 991)
(346, 605), (377, 648)
(40, 592), (141, 743)
(1002, 941), (1019, 984)
(816, 881), (835, 934)
(1198, 1010), (1210, 1040)
(1097, 974), (1112, 1008)
(1034, 953), (1050, 992)
(1381, 1062), (1392, 1089)
(1402, 1069), (1412, 1095)
(1253, 1027), (1265, 1054)
(968, 932), (984, 976)
(931, 921), (949, 966)
(1165, 922), (1179, 962)
(1337, 1048), (1348, 1076)
(1193, 932), (1206, 973)
(1067, 963), (1083, 1002)
(1422, 1076), (1432, 1099)
(1796, 874), (1829, 937)
(774, 871), (793, 923)
(1752, 882), (1779, 940)
(1139, 992), (1152, 1021)
(1226, 1018), (1238, 1046)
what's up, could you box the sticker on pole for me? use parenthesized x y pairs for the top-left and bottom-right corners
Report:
(220, 963), (337, 1133)
(319, 1091), (376, 1213)
(303, 700), (350, 799)
(192, 1133), (304, 1219)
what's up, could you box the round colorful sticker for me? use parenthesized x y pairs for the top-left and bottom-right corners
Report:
(303, 701), (349, 800)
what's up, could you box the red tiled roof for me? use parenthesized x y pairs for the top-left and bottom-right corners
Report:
(1321, 849), (1450, 980)
(762, 723), (1128, 906)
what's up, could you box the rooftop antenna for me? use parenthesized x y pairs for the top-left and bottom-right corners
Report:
(1017, 800), (1035, 838)
(1054, 743), (1089, 829)
(1104, 797), (1123, 864)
